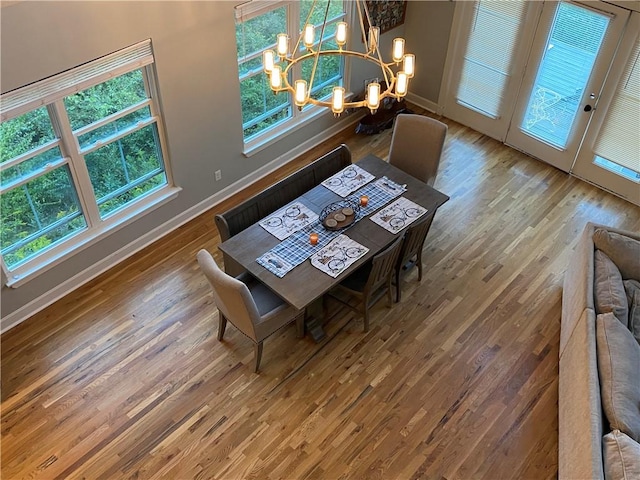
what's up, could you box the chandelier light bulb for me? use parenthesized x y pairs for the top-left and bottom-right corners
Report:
(263, 49), (275, 73)
(336, 22), (347, 47)
(294, 79), (307, 107)
(367, 81), (381, 113)
(277, 34), (289, 58)
(392, 38), (405, 63)
(332, 86), (345, 115)
(403, 54), (415, 78)
(368, 26), (380, 52)
(303, 24), (315, 49)
(396, 72), (408, 97)
(270, 65), (282, 89)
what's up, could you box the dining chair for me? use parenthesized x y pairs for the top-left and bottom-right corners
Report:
(196, 249), (304, 373)
(395, 214), (435, 302)
(325, 236), (403, 332)
(388, 113), (447, 186)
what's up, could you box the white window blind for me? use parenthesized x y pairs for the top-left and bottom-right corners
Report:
(234, 0), (289, 22)
(593, 38), (640, 174)
(456, 0), (528, 118)
(0, 40), (154, 122)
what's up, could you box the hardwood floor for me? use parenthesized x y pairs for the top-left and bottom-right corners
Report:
(2, 106), (639, 479)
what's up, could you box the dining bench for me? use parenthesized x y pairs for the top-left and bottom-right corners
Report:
(215, 144), (352, 276)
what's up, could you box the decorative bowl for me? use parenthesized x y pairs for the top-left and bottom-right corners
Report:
(319, 199), (360, 231)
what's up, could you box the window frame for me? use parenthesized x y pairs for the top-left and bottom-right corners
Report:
(0, 40), (178, 287)
(235, 0), (347, 154)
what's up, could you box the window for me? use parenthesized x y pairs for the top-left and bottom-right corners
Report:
(235, 0), (345, 146)
(0, 40), (174, 285)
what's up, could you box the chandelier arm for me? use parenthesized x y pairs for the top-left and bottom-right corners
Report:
(290, 0), (315, 61)
(280, 50), (398, 102)
(307, 0), (332, 101)
(355, 0), (368, 54)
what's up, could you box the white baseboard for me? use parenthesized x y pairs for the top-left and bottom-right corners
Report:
(405, 93), (440, 115)
(1, 113), (363, 334)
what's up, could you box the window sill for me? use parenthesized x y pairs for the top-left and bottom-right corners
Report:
(241, 92), (356, 157)
(4, 186), (181, 288)
(242, 105), (331, 157)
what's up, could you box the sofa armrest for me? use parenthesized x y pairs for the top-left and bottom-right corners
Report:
(558, 307), (604, 480)
(561, 222), (596, 356)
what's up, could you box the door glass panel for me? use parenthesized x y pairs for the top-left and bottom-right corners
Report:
(520, 2), (609, 148)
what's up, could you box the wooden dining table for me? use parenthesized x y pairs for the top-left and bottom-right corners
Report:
(218, 154), (449, 339)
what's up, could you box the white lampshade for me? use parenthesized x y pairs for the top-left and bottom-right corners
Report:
(336, 22), (347, 47)
(403, 54), (415, 78)
(277, 34), (289, 57)
(368, 26), (380, 51)
(303, 24), (315, 49)
(396, 72), (408, 97)
(270, 65), (282, 89)
(392, 38), (405, 63)
(294, 79), (307, 106)
(263, 50), (275, 73)
(332, 86), (345, 114)
(367, 82), (380, 112)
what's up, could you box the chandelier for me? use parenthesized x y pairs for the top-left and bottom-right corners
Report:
(262, 0), (415, 116)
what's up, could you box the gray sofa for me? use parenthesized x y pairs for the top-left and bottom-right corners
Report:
(559, 222), (640, 479)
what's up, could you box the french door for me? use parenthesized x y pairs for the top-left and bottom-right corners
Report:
(571, 11), (640, 205)
(505, 1), (630, 172)
(441, 1), (638, 203)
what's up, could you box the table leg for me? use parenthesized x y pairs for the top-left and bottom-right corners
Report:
(305, 298), (327, 343)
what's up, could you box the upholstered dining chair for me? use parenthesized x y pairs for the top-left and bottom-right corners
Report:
(395, 214), (435, 302)
(196, 249), (304, 373)
(325, 236), (403, 332)
(388, 114), (448, 187)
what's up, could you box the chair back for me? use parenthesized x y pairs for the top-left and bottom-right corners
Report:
(398, 215), (434, 269)
(365, 236), (403, 296)
(388, 114), (447, 186)
(196, 249), (259, 341)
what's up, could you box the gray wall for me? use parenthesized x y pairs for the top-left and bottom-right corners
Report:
(0, 0), (455, 321)
(404, 0), (456, 103)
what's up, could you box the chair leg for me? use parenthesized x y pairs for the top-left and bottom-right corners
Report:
(396, 268), (402, 303)
(363, 306), (370, 333)
(253, 341), (264, 373)
(387, 278), (394, 306)
(417, 250), (424, 281)
(217, 314), (227, 341)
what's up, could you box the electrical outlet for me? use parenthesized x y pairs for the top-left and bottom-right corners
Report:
(215, 170), (222, 181)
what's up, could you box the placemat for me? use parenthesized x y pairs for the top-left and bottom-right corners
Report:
(259, 201), (319, 240)
(310, 234), (369, 278)
(369, 196), (428, 234)
(321, 164), (375, 197)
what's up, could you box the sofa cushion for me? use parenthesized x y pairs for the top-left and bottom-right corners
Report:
(595, 250), (629, 326)
(596, 312), (640, 442)
(625, 280), (640, 345)
(602, 429), (640, 480)
(593, 228), (640, 281)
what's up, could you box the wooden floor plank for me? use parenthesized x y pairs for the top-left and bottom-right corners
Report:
(2, 106), (639, 479)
